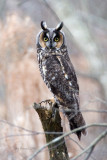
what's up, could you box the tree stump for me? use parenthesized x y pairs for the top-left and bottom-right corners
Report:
(33, 102), (69, 160)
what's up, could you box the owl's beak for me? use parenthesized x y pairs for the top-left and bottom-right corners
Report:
(46, 40), (55, 50)
(46, 44), (55, 52)
(49, 42), (53, 49)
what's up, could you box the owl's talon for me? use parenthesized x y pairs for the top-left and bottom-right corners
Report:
(52, 107), (56, 120)
(39, 98), (55, 106)
(51, 102), (59, 120)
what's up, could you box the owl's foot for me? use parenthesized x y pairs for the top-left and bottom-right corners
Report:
(39, 98), (55, 107)
(51, 102), (59, 121)
(39, 99), (59, 120)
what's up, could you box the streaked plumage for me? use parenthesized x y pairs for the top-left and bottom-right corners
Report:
(36, 21), (86, 139)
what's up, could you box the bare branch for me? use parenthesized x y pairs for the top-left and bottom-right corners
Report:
(84, 146), (95, 160)
(0, 119), (36, 133)
(95, 97), (107, 105)
(68, 137), (96, 160)
(81, 109), (107, 113)
(0, 133), (36, 140)
(0, 119), (63, 135)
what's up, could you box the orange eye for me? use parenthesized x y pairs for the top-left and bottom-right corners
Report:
(43, 37), (49, 42)
(54, 37), (59, 42)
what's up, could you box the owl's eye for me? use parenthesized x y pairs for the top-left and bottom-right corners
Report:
(43, 37), (49, 42)
(54, 37), (59, 42)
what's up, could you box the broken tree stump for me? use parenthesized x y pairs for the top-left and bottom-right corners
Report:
(33, 102), (69, 160)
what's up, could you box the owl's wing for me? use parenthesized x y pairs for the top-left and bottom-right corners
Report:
(63, 53), (80, 102)
(45, 55), (79, 105)
(63, 54), (79, 92)
(45, 55), (86, 140)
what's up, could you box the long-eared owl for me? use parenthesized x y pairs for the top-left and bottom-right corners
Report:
(36, 21), (86, 139)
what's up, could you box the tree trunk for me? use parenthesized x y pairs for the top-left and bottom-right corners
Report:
(33, 102), (69, 160)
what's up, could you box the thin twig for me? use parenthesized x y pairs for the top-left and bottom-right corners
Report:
(84, 146), (95, 160)
(0, 133), (36, 140)
(0, 119), (63, 135)
(81, 109), (107, 113)
(0, 119), (36, 133)
(68, 136), (96, 160)
(68, 136), (84, 150)
(95, 97), (107, 105)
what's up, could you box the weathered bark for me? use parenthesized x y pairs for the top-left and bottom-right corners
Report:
(33, 102), (69, 160)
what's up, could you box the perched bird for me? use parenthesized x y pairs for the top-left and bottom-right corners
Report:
(36, 21), (86, 140)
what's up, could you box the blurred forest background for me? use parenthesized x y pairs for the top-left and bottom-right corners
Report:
(0, 0), (107, 160)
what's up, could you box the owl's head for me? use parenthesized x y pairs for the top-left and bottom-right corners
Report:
(36, 21), (65, 51)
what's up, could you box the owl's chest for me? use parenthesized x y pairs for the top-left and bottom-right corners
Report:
(39, 59), (55, 80)
(37, 53), (60, 83)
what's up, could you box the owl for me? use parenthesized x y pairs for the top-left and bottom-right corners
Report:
(36, 21), (86, 140)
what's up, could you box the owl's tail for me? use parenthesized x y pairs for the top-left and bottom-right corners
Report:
(66, 111), (86, 140)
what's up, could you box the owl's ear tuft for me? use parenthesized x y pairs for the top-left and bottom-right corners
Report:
(55, 22), (63, 31)
(41, 21), (47, 30)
